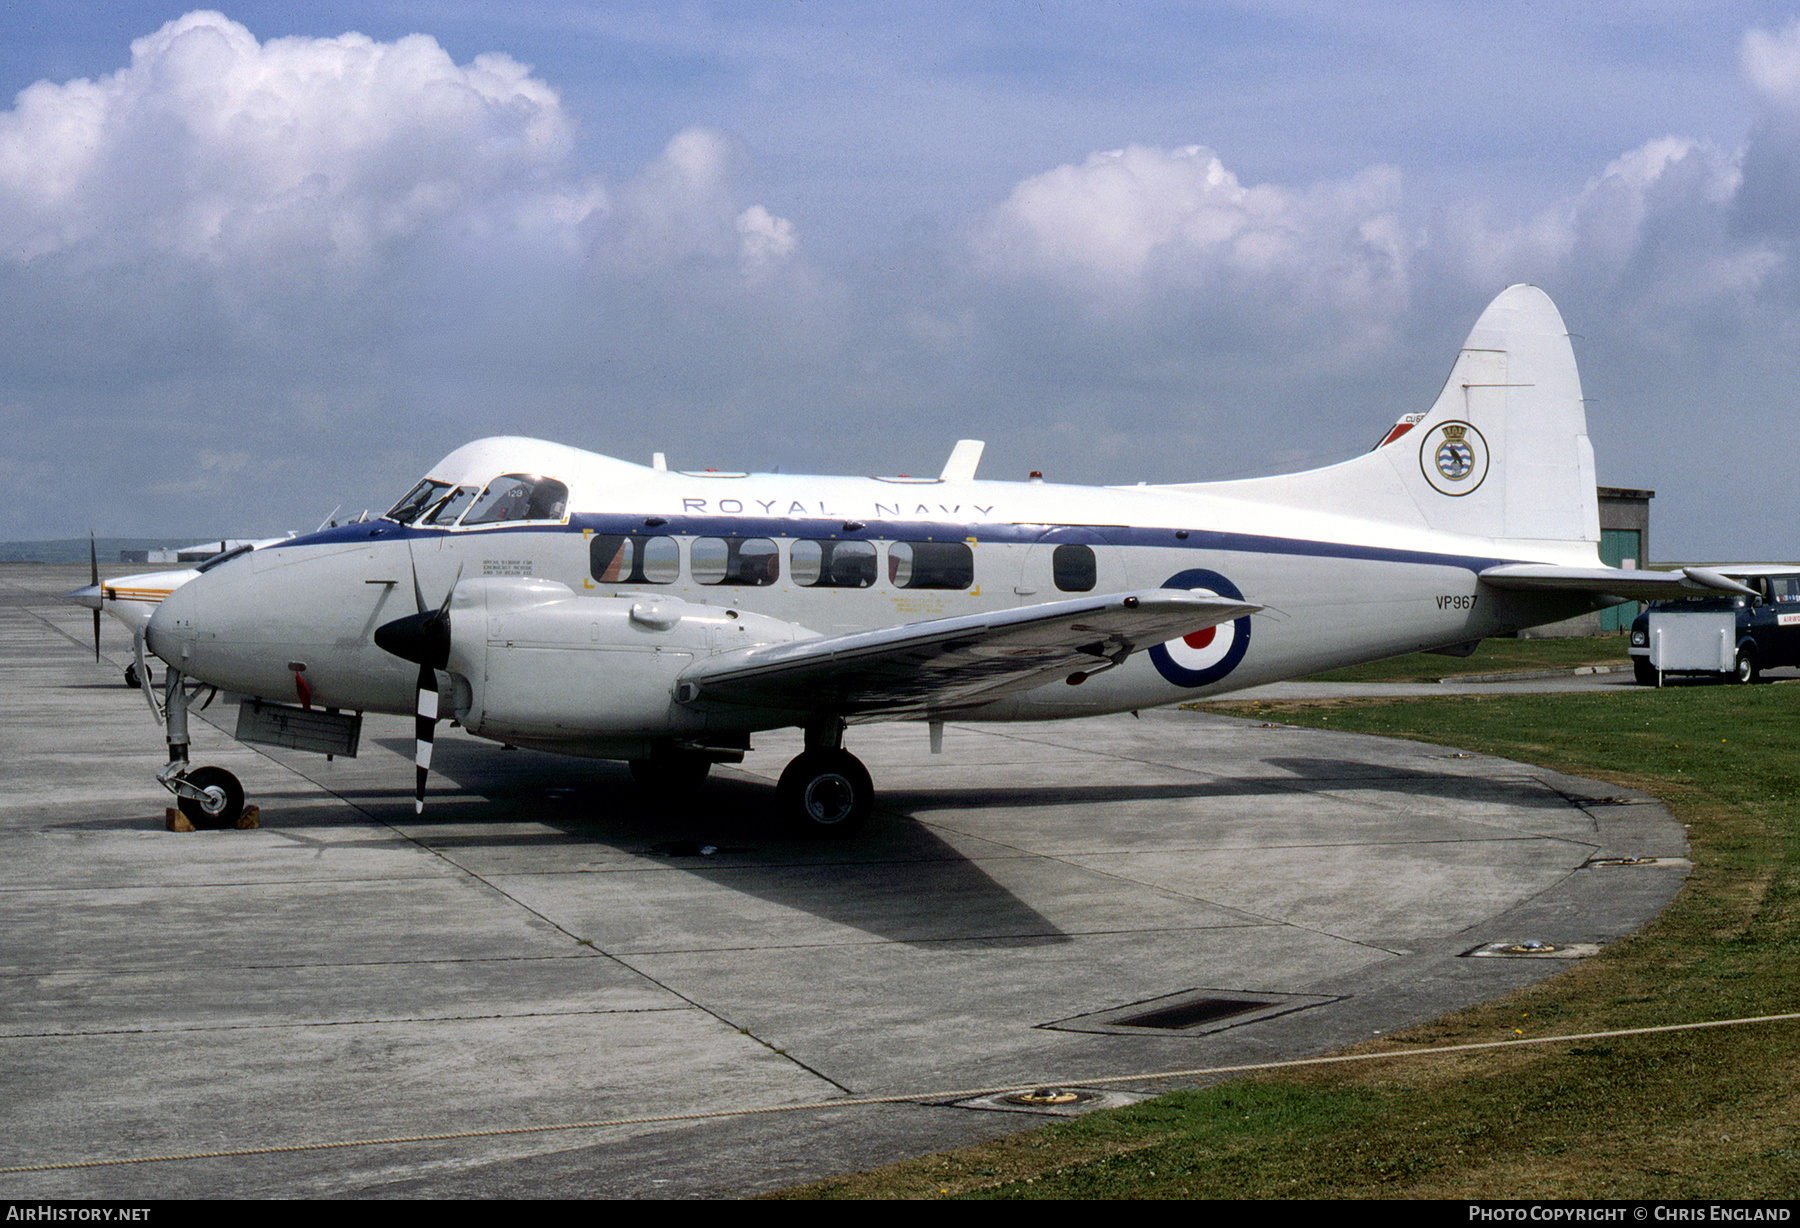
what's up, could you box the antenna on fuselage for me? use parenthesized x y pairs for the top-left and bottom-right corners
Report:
(939, 440), (985, 482)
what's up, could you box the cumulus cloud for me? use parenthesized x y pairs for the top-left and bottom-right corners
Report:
(610, 126), (799, 279)
(967, 144), (1413, 353)
(1446, 136), (1758, 300)
(0, 11), (582, 267)
(0, 11), (799, 285)
(1435, 19), (1800, 324)
(1742, 22), (1800, 116)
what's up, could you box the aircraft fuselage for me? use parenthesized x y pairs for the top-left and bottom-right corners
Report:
(148, 447), (1599, 746)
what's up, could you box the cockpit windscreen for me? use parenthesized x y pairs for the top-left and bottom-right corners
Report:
(384, 474), (569, 526)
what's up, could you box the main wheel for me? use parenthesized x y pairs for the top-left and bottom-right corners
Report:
(1734, 647), (1759, 685)
(1632, 658), (1657, 686)
(177, 766), (245, 830)
(776, 749), (873, 837)
(629, 748), (712, 796)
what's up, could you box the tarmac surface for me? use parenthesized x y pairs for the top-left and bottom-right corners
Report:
(0, 562), (1690, 1198)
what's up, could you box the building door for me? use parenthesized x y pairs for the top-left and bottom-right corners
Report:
(1599, 528), (1642, 632)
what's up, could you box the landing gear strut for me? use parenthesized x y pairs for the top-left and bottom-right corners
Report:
(777, 720), (872, 837)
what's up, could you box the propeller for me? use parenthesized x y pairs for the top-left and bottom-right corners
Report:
(373, 549), (460, 814)
(89, 533), (101, 662)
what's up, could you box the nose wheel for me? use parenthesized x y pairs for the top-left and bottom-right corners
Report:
(170, 765), (246, 830)
(777, 748), (873, 836)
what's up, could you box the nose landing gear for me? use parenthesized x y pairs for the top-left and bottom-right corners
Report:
(150, 664), (247, 830)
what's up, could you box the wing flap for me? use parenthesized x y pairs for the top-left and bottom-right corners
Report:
(678, 589), (1258, 718)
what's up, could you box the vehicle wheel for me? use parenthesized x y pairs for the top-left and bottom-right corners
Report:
(177, 766), (245, 830)
(629, 748), (711, 796)
(1633, 659), (1657, 686)
(1734, 647), (1759, 685)
(123, 662), (141, 689)
(776, 749), (873, 837)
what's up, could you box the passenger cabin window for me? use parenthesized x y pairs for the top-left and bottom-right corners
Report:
(589, 534), (679, 585)
(790, 539), (876, 588)
(1053, 544), (1097, 592)
(888, 541), (974, 590)
(1770, 576), (1800, 603)
(462, 474), (570, 525)
(692, 537), (779, 586)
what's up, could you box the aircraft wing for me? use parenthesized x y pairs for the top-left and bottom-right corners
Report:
(677, 589), (1258, 719)
(1478, 564), (1758, 603)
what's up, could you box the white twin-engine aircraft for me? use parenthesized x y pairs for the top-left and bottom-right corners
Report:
(140, 285), (1747, 833)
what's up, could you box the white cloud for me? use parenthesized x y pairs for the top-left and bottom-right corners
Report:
(611, 126), (798, 278)
(1446, 135), (1753, 295)
(969, 144), (1413, 336)
(0, 12), (581, 267)
(1742, 21), (1800, 116)
(736, 204), (797, 279)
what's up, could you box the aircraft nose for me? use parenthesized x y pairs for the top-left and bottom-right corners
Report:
(63, 584), (104, 611)
(146, 576), (200, 666)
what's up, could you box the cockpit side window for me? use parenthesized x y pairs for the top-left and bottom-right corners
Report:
(384, 479), (453, 524)
(461, 474), (571, 526)
(420, 485), (480, 526)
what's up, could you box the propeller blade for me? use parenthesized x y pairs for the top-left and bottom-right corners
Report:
(89, 533), (100, 662)
(406, 537), (427, 615)
(438, 564), (463, 617)
(413, 662), (438, 815)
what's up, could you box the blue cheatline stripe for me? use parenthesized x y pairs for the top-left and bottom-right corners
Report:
(267, 512), (1524, 575)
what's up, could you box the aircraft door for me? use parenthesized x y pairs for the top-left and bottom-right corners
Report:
(1015, 527), (1125, 600)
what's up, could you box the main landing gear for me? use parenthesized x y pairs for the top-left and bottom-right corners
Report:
(775, 721), (873, 837)
(150, 664), (246, 830)
(630, 723), (875, 837)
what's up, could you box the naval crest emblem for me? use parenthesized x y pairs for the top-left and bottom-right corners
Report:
(1419, 420), (1489, 496)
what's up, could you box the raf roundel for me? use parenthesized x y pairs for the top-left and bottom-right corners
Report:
(1148, 568), (1253, 688)
(1419, 420), (1490, 496)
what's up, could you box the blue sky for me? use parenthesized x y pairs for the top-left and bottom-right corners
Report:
(4, 2), (1800, 559)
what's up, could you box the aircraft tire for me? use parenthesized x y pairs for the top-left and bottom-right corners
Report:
(1632, 659), (1657, 686)
(777, 749), (872, 837)
(1734, 647), (1759, 685)
(177, 766), (245, 830)
(123, 662), (141, 689)
(629, 748), (712, 796)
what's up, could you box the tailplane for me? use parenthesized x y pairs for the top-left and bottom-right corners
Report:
(1178, 285), (1600, 551)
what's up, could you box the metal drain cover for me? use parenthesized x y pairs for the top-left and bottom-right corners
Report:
(955, 1087), (1147, 1117)
(1044, 988), (1340, 1036)
(1464, 940), (1602, 959)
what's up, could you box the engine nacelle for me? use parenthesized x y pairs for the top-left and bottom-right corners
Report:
(442, 578), (810, 742)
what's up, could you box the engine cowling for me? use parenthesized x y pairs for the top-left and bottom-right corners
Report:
(438, 578), (810, 742)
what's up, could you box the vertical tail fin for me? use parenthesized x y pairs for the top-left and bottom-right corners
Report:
(1183, 285), (1601, 550)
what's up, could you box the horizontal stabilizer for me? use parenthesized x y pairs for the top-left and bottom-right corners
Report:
(1479, 564), (1758, 603)
(680, 589), (1258, 718)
